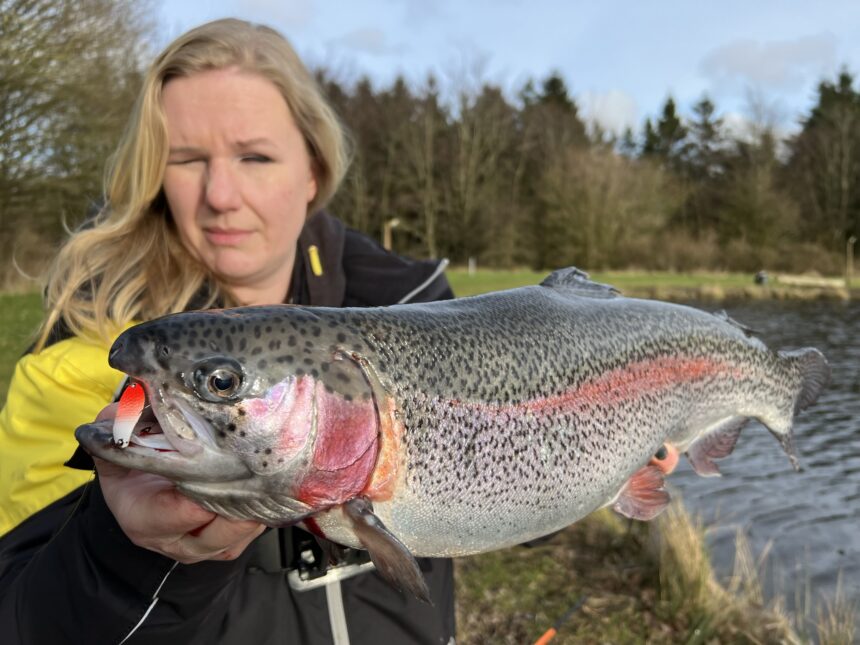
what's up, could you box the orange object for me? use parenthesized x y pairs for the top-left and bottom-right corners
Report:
(533, 627), (558, 645)
(649, 442), (680, 475)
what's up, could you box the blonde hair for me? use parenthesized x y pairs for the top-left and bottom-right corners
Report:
(36, 18), (349, 350)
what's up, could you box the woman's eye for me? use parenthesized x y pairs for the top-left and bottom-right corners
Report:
(241, 154), (271, 163)
(168, 158), (203, 165)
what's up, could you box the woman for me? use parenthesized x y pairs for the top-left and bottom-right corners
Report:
(0, 18), (455, 644)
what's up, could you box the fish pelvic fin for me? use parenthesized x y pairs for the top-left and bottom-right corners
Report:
(685, 417), (748, 477)
(612, 465), (670, 521)
(540, 267), (620, 298)
(343, 497), (431, 603)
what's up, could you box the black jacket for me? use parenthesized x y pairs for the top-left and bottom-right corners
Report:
(0, 212), (456, 644)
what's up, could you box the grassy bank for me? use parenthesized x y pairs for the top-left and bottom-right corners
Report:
(0, 292), (42, 405)
(447, 268), (858, 301)
(457, 502), (854, 644)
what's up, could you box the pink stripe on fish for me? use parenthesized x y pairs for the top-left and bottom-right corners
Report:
(446, 356), (744, 416)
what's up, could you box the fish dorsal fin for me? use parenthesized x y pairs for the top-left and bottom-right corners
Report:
(713, 310), (757, 337)
(612, 465), (670, 521)
(685, 417), (748, 477)
(539, 267), (619, 299)
(343, 497), (430, 602)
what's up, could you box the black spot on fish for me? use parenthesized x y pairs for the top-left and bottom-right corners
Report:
(240, 431), (246, 437)
(237, 408), (245, 416)
(262, 461), (268, 468)
(254, 326), (261, 339)
(215, 329), (223, 339)
(288, 336), (297, 347)
(239, 338), (247, 351)
(311, 369), (319, 378)
(265, 448), (272, 455)
(227, 423), (236, 432)
(303, 357), (313, 366)
(265, 326), (272, 333)
(251, 347), (262, 356)
(337, 333), (347, 343)
(225, 336), (233, 352)
(312, 327), (321, 337)
(296, 369), (305, 377)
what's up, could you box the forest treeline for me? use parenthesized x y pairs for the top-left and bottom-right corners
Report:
(3, 0), (859, 287)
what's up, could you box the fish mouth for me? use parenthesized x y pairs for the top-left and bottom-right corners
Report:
(75, 381), (250, 482)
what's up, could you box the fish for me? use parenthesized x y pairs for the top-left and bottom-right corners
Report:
(75, 267), (830, 600)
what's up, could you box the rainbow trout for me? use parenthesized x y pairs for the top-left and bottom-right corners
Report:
(76, 268), (829, 600)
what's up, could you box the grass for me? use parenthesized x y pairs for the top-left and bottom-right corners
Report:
(447, 267), (854, 301)
(0, 291), (42, 406)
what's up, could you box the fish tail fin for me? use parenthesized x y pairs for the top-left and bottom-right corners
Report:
(764, 348), (830, 472)
(779, 348), (830, 415)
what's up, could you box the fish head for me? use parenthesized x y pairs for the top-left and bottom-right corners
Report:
(76, 306), (382, 525)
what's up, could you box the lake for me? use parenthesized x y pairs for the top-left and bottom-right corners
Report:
(670, 300), (859, 621)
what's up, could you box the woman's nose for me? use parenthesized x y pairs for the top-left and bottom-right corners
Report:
(205, 160), (242, 212)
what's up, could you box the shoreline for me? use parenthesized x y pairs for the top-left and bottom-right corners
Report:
(445, 268), (857, 301)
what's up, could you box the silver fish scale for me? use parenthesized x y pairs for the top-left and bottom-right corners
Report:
(320, 286), (810, 555)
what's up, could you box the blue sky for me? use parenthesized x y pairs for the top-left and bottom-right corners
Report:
(159, 1), (860, 138)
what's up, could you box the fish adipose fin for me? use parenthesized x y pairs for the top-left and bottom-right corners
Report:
(343, 497), (431, 603)
(685, 418), (748, 477)
(540, 267), (620, 299)
(612, 465), (670, 521)
(712, 310), (757, 337)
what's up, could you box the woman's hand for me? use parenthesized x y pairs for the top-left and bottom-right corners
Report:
(92, 404), (265, 564)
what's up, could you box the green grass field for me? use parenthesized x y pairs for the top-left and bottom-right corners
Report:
(446, 268), (755, 297)
(0, 292), (42, 405)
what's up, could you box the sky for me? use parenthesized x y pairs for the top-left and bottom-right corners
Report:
(158, 1), (860, 139)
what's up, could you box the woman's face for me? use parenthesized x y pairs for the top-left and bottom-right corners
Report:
(161, 67), (317, 306)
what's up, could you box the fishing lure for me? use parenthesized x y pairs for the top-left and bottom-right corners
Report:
(112, 382), (144, 448)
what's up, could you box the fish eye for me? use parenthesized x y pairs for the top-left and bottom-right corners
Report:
(191, 358), (245, 402)
(654, 446), (668, 461)
(208, 369), (239, 396)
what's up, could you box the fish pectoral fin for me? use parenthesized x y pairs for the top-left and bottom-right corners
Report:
(612, 465), (670, 521)
(343, 497), (431, 603)
(685, 417), (748, 477)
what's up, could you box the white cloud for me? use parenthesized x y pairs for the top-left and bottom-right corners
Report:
(580, 89), (638, 136)
(238, 0), (315, 28)
(700, 33), (837, 91)
(330, 27), (400, 56)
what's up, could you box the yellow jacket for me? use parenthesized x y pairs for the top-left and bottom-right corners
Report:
(0, 328), (132, 535)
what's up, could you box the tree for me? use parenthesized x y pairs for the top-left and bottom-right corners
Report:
(0, 0), (154, 286)
(642, 97), (687, 168)
(786, 69), (860, 249)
